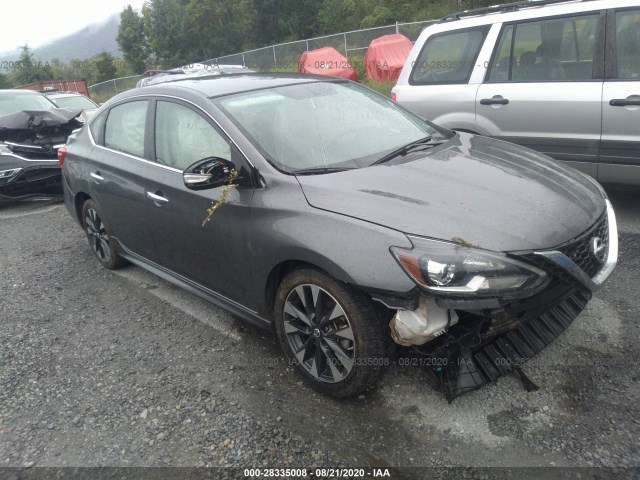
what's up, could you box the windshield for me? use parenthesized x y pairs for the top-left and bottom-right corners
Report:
(216, 81), (440, 173)
(51, 95), (97, 110)
(0, 92), (56, 116)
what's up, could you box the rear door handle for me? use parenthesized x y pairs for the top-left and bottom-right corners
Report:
(90, 172), (104, 182)
(480, 96), (509, 106)
(146, 191), (169, 204)
(609, 98), (640, 107)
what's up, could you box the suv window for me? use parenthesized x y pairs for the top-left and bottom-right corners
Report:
(615, 9), (640, 79)
(154, 101), (231, 170)
(104, 100), (148, 158)
(411, 28), (486, 85)
(488, 13), (599, 82)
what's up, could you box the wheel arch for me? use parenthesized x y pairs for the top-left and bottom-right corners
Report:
(74, 191), (92, 224)
(263, 256), (357, 320)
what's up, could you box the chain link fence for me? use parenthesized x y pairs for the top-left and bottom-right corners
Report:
(203, 20), (434, 70)
(88, 75), (142, 103)
(88, 20), (434, 100)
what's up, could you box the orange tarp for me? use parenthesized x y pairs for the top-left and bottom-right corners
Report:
(297, 47), (358, 81)
(365, 34), (412, 82)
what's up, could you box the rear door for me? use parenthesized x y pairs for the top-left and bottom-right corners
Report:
(599, 7), (640, 185)
(476, 11), (605, 177)
(88, 99), (159, 262)
(395, 26), (489, 130)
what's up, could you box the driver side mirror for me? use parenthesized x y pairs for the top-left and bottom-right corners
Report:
(183, 157), (236, 190)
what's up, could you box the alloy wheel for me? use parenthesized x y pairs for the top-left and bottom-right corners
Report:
(283, 284), (355, 383)
(85, 208), (111, 262)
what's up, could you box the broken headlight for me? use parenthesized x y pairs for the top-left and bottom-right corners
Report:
(391, 236), (549, 298)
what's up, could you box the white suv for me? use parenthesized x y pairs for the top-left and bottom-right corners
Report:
(392, 0), (640, 185)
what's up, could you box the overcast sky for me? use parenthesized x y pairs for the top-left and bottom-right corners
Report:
(0, 0), (146, 53)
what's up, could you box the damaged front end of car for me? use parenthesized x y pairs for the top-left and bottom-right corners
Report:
(382, 199), (618, 402)
(0, 108), (82, 202)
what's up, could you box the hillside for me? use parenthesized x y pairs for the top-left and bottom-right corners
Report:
(0, 14), (121, 66)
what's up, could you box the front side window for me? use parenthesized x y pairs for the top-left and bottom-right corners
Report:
(615, 9), (640, 79)
(104, 100), (148, 158)
(488, 13), (599, 82)
(217, 81), (438, 172)
(410, 28), (486, 85)
(154, 101), (231, 171)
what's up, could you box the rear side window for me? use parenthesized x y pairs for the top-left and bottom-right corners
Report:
(89, 111), (106, 144)
(104, 100), (148, 158)
(410, 28), (487, 85)
(615, 9), (640, 79)
(488, 13), (600, 82)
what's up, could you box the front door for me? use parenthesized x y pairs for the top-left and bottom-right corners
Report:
(144, 99), (255, 305)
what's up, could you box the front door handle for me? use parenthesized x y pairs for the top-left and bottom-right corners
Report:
(480, 96), (509, 106)
(146, 191), (169, 204)
(609, 98), (640, 107)
(90, 172), (104, 182)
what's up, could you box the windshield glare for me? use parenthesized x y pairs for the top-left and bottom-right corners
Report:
(217, 82), (437, 172)
(0, 93), (56, 116)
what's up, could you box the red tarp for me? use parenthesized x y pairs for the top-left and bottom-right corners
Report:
(297, 47), (358, 81)
(365, 34), (413, 82)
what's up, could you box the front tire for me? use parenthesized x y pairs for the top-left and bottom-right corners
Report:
(274, 267), (387, 398)
(81, 199), (125, 270)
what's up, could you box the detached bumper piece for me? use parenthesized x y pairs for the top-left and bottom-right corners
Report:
(424, 289), (591, 402)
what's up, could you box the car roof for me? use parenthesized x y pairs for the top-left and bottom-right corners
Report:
(0, 89), (48, 97)
(135, 73), (340, 98)
(47, 92), (87, 98)
(426, 0), (630, 32)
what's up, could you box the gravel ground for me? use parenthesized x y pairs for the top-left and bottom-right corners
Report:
(1, 186), (639, 479)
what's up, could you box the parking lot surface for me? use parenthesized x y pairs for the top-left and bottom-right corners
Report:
(1, 186), (639, 477)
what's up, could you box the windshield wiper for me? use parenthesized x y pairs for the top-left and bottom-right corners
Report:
(293, 166), (355, 175)
(372, 136), (441, 166)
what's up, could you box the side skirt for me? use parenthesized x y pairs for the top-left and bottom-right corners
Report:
(116, 240), (273, 332)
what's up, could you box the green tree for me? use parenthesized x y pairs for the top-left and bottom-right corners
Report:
(117, 5), (149, 73)
(146, 0), (192, 68)
(0, 72), (10, 88)
(94, 51), (117, 83)
(12, 45), (53, 85)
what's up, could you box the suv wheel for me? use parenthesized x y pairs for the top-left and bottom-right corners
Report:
(81, 199), (125, 270)
(274, 267), (387, 398)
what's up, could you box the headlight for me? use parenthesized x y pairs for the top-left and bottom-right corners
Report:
(391, 236), (549, 298)
(0, 167), (22, 179)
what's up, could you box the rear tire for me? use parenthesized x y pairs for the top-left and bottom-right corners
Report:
(81, 199), (125, 270)
(274, 267), (387, 398)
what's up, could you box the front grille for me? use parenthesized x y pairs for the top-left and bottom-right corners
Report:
(557, 213), (608, 278)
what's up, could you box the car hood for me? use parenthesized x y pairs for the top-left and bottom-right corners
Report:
(296, 133), (605, 252)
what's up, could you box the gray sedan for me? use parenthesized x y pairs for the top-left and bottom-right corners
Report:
(61, 73), (617, 400)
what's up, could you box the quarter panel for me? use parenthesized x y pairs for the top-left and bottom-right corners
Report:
(248, 175), (416, 314)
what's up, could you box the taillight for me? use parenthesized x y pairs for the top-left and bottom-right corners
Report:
(57, 146), (67, 167)
(391, 92), (397, 102)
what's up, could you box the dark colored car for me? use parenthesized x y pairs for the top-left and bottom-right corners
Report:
(0, 90), (82, 202)
(61, 73), (617, 400)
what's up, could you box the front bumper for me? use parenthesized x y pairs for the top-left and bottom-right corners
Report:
(406, 202), (618, 401)
(0, 151), (62, 202)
